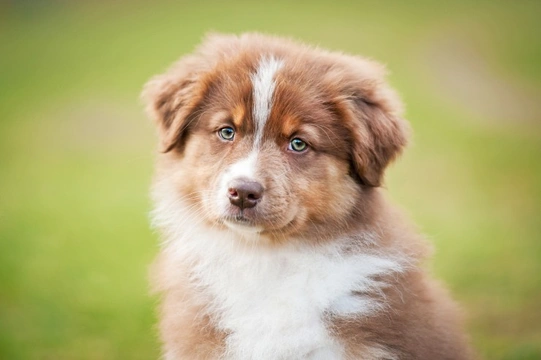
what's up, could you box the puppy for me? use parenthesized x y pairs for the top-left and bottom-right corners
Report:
(143, 33), (473, 360)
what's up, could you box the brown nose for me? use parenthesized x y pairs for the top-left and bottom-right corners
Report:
(228, 179), (264, 209)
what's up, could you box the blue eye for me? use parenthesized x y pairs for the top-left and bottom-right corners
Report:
(218, 127), (235, 141)
(289, 138), (307, 152)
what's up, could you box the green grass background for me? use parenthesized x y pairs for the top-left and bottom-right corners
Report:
(1, 1), (540, 359)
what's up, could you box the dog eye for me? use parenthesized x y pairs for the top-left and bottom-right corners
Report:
(218, 127), (235, 141)
(289, 138), (308, 152)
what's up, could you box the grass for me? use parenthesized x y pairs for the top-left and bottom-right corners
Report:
(1, 1), (540, 359)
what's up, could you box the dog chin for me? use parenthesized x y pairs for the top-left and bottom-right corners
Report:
(223, 218), (264, 236)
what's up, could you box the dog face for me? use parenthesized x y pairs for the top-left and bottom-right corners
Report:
(143, 34), (408, 241)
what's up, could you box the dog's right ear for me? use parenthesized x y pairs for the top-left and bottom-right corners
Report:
(141, 54), (208, 152)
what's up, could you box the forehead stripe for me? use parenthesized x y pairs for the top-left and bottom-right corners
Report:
(250, 57), (283, 148)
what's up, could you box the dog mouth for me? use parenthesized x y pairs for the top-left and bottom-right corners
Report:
(222, 213), (300, 238)
(223, 211), (257, 226)
(223, 214), (264, 234)
(222, 207), (258, 225)
(229, 214), (253, 225)
(219, 203), (298, 236)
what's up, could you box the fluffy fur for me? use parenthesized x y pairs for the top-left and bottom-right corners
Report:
(143, 33), (473, 359)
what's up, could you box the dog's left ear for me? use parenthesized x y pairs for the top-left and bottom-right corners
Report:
(348, 93), (409, 187)
(332, 59), (410, 187)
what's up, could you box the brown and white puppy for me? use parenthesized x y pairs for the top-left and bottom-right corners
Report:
(143, 33), (473, 360)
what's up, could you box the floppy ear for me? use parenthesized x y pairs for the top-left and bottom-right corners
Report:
(328, 57), (409, 187)
(347, 93), (409, 187)
(141, 54), (208, 152)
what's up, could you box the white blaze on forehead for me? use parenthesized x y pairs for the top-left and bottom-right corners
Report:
(251, 56), (284, 148)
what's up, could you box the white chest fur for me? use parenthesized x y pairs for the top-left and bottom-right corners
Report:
(163, 224), (403, 360)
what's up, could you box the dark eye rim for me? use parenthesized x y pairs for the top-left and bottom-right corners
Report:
(288, 137), (308, 152)
(218, 126), (235, 141)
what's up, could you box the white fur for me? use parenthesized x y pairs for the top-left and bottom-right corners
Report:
(222, 219), (263, 235)
(251, 57), (284, 148)
(214, 151), (265, 234)
(225, 151), (258, 180)
(152, 183), (405, 360)
(218, 151), (258, 213)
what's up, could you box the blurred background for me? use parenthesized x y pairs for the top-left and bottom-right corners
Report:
(1, 0), (540, 359)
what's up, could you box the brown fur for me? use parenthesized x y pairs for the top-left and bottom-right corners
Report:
(329, 202), (473, 360)
(151, 253), (226, 359)
(143, 33), (474, 359)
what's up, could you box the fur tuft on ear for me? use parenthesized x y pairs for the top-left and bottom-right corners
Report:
(325, 55), (410, 187)
(141, 33), (248, 152)
(141, 54), (209, 152)
(348, 95), (410, 187)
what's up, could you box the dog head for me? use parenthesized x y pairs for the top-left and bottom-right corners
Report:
(143, 33), (409, 241)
